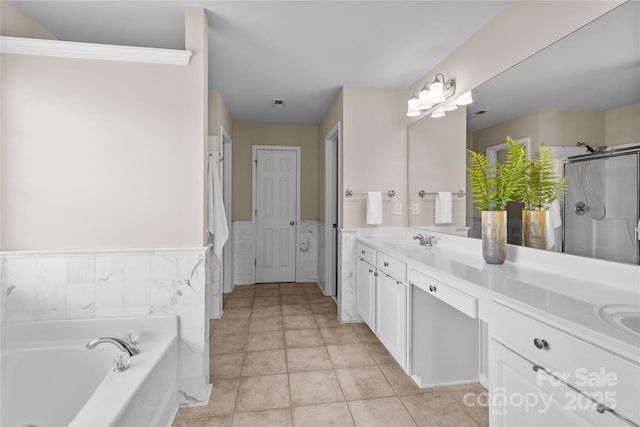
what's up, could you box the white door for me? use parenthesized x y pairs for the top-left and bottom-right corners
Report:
(255, 148), (298, 283)
(356, 258), (376, 331)
(376, 274), (407, 368)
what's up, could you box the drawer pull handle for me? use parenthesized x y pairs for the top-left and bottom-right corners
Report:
(429, 285), (437, 292)
(384, 262), (389, 267)
(362, 250), (366, 254)
(533, 338), (548, 349)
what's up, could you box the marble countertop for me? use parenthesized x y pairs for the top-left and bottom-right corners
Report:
(356, 228), (640, 363)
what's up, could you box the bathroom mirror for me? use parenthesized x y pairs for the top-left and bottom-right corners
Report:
(408, 1), (640, 264)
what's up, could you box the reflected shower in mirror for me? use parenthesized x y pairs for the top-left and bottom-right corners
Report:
(409, 1), (640, 264)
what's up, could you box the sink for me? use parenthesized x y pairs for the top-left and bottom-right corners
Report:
(384, 239), (422, 249)
(597, 304), (640, 335)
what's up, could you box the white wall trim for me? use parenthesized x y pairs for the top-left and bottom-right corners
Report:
(324, 121), (341, 297)
(0, 36), (192, 65)
(221, 126), (234, 293)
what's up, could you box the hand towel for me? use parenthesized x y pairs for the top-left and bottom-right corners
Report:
(435, 192), (453, 224)
(208, 150), (229, 258)
(366, 192), (383, 224)
(546, 199), (562, 250)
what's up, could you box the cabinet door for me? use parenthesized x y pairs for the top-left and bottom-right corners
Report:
(490, 339), (628, 427)
(356, 259), (376, 331)
(376, 274), (407, 369)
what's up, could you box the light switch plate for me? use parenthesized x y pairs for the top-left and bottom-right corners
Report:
(394, 203), (402, 215)
(412, 203), (420, 215)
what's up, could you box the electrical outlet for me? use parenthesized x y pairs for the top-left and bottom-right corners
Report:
(394, 203), (402, 215)
(412, 203), (420, 215)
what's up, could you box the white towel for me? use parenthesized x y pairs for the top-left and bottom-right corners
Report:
(366, 192), (383, 224)
(435, 192), (452, 224)
(207, 150), (229, 258)
(546, 200), (562, 250)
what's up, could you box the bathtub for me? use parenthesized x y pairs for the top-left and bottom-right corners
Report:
(1, 315), (179, 427)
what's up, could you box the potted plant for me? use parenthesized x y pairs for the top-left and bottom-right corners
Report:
(521, 146), (566, 249)
(467, 137), (527, 264)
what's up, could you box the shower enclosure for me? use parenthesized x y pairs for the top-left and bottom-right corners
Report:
(563, 146), (640, 265)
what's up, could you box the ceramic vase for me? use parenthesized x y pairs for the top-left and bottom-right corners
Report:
(522, 210), (547, 249)
(481, 210), (507, 264)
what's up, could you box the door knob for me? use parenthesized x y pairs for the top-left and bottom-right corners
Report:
(290, 221), (295, 226)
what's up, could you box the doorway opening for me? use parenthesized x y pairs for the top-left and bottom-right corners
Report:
(324, 122), (341, 299)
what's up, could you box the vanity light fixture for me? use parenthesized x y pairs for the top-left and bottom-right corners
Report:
(407, 73), (471, 118)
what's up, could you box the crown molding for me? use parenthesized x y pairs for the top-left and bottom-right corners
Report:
(0, 36), (192, 65)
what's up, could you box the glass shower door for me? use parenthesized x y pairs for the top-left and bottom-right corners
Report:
(563, 152), (639, 265)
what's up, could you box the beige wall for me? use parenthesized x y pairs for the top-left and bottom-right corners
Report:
(342, 86), (408, 229)
(208, 90), (233, 137)
(408, 108), (467, 227)
(408, 1), (623, 120)
(318, 88), (344, 224)
(1, 9), (208, 250)
(605, 102), (640, 146)
(232, 122), (319, 221)
(0, 1), (56, 39)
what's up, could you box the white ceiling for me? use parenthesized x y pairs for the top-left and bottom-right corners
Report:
(13, 0), (508, 124)
(467, 1), (640, 132)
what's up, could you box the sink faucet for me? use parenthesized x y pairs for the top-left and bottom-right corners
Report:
(86, 336), (141, 357)
(413, 234), (436, 247)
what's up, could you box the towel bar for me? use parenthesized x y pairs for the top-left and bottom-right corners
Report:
(418, 190), (465, 198)
(345, 190), (395, 198)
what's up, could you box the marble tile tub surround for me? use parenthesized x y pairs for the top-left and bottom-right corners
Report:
(233, 220), (320, 286)
(0, 246), (211, 406)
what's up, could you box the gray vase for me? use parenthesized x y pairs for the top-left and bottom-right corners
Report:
(481, 210), (507, 264)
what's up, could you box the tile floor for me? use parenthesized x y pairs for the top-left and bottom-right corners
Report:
(173, 282), (489, 427)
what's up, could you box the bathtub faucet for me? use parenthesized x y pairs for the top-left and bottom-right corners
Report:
(86, 336), (141, 357)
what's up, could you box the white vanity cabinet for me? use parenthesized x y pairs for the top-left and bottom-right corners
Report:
(490, 301), (640, 427)
(376, 271), (407, 369)
(356, 243), (377, 331)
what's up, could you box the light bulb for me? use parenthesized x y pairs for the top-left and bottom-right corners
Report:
(418, 89), (432, 111)
(431, 107), (446, 118)
(407, 98), (420, 117)
(429, 81), (445, 104)
(456, 91), (473, 105)
(443, 101), (458, 112)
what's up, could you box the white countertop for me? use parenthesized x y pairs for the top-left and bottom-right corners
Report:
(356, 227), (640, 363)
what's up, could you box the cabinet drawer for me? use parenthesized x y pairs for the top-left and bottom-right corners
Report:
(377, 251), (406, 282)
(357, 243), (376, 265)
(490, 301), (640, 425)
(409, 268), (477, 319)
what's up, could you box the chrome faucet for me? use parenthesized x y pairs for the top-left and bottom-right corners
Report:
(86, 336), (141, 357)
(413, 234), (436, 247)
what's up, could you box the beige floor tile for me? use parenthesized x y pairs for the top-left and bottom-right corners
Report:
(351, 323), (379, 343)
(289, 370), (345, 406)
(326, 344), (376, 368)
(221, 307), (252, 319)
(320, 327), (360, 345)
(282, 304), (312, 316)
(306, 295), (334, 304)
(292, 402), (355, 427)
(334, 366), (395, 400)
(348, 397), (417, 427)
(246, 331), (285, 351)
(446, 385), (489, 427)
(286, 346), (332, 372)
(211, 352), (244, 380)
(175, 379), (240, 418)
(283, 315), (317, 330)
(253, 296), (281, 307)
(232, 408), (293, 427)
(401, 390), (479, 427)
(284, 328), (324, 348)
(379, 363), (424, 395)
(255, 283), (279, 290)
(236, 374), (291, 412)
(254, 289), (280, 298)
(173, 414), (233, 427)
(252, 305), (283, 317)
(211, 318), (250, 337)
(241, 349), (287, 376)
(313, 314), (343, 328)
(249, 315), (284, 332)
(363, 342), (396, 365)
(281, 295), (308, 305)
(211, 334), (249, 354)
(228, 289), (255, 298)
(310, 302), (337, 314)
(225, 297), (254, 308)
(279, 287), (306, 296)
(280, 282), (303, 289)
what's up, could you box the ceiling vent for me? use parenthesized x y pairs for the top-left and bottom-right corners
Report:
(272, 99), (285, 109)
(468, 110), (489, 119)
